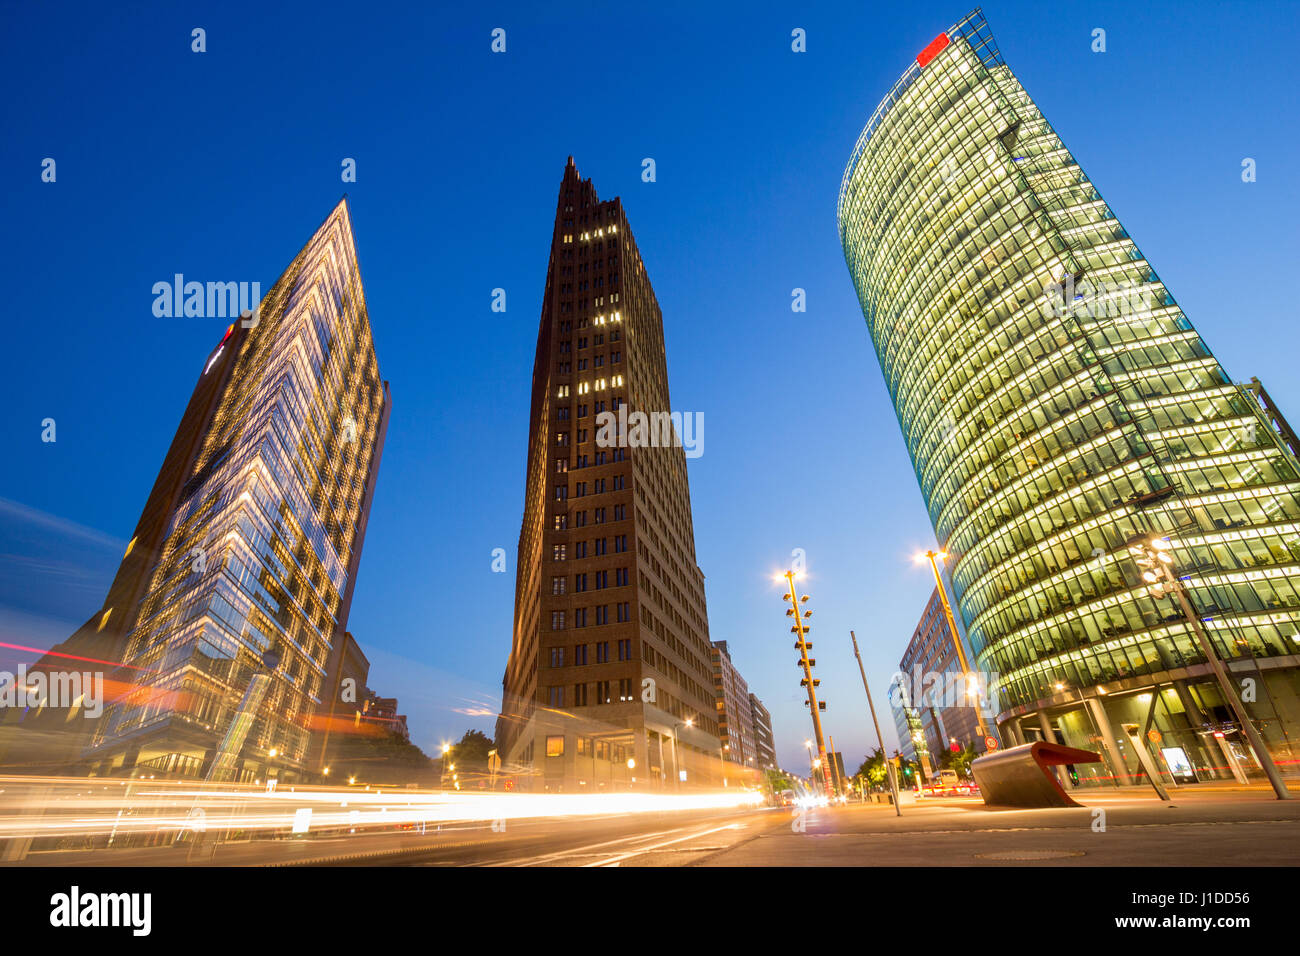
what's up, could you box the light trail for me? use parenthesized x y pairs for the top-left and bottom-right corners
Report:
(0, 775), (765, 844)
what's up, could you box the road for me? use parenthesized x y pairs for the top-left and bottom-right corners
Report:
(11, 805), (773, 867)
(7, 786), (1299, 866)
(696, 791), (1300, 867)
(391, 789), (1300, 867)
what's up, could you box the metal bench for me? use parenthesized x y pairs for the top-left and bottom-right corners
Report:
(971, 741), (1101, 808)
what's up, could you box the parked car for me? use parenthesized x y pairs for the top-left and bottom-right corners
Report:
(923, 769), (972, 796)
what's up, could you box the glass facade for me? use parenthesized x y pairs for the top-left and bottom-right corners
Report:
(839, 11), (1300, 761)
(889, 675), (931, 773)
(90, 200), (388, 781)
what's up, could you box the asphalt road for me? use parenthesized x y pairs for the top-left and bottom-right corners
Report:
(12, 804), (776, 867)
(315, 789), (1300, 867)
(12, 789), (1299, 867)
(695, 791), (1300, 867)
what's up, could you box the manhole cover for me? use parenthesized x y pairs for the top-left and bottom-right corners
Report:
(974, 849), (1085, 861)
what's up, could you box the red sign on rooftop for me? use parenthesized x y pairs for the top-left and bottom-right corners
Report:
(916, 33), (950, 68)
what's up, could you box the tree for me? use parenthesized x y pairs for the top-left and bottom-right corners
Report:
(764, 768), (792, 792)
(857, 748), (887, 788)
(449, 729), (495, 773)
(940, 741), (977, 778)
(328, 724), (437, 787)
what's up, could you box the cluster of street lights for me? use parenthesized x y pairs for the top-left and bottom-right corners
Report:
(776, 557), (961, 809)
(767, 532), (1290, 807)
(779, 570), (834, 797)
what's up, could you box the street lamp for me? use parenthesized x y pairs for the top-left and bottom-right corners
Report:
(917, 550), (989, 741)
(782, 571), (834, 797)
(1129, 534), (1291, 799)
(671, 718), (694, 790)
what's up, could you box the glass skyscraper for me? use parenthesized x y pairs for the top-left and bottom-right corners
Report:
(88, 199), (390, 783)
(840, 10), (1299, 783)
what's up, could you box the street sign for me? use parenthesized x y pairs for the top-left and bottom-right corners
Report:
(984, 736), (998, 751)
(1147, 729), (1162, 744)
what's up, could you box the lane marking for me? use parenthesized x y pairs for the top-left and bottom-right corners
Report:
(583, 823), (742, 867)
(492, 825), (704, 867)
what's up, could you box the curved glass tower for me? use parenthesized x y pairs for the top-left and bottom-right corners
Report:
(839, 10), (1300, 780)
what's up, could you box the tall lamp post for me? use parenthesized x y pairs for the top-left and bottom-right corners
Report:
(918, 550), (989, 742)
(671, 718), (694, 791)
(441, 743), (456, 791)
(1130, 534), (1291, 799)
(782, 570), (834, 797)
(850, 630), (901, 816)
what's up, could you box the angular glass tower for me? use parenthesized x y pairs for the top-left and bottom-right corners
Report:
(88, 199), (390, 782)
(840, 10), (1300, 782)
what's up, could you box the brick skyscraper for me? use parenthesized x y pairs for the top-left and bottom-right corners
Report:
(498, 158), (718, 791)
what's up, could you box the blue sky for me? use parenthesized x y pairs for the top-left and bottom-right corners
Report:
(2, 0), (1297, 774)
